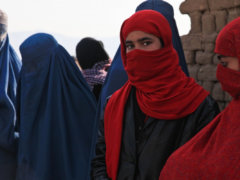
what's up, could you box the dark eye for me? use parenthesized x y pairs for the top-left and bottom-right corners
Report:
(143, 40), (152, 46)
(220, 61), (228, 67)
(217, 55), (224, 60)
(126, 43), (134, 50)
(217, 55), (227, 67)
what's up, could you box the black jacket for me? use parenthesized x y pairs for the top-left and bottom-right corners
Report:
(91, 88), (220, 180)
(93, 84), (102, 101)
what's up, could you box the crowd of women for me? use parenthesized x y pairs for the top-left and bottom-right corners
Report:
(0, 0), (239, 180)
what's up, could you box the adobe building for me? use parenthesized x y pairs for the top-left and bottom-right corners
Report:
(180, 0), (240, 110)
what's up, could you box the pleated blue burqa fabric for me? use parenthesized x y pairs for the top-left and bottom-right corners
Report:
(0, 35), (22, 180)
(16, 33), (97, 180)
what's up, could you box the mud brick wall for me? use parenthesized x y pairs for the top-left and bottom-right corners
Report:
(180, 0), (240, 110)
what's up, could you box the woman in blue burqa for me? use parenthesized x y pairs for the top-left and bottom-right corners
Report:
(15, 33), (97, 180)
(0, 9), (22, 180)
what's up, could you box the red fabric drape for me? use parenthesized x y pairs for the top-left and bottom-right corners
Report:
(159, 17), (240, 180)
(104, 10), (209, 180)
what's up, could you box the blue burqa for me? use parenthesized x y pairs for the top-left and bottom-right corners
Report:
(0, 35), (21, 180)
(91, 0), (190, 158)
(16, 33), (97, 180)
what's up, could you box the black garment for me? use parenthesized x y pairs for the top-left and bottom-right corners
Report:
(93, 84), (103, 101)
(91, 88), (220, 180)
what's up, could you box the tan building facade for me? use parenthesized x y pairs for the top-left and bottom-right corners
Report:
(180, 0), (240, 109)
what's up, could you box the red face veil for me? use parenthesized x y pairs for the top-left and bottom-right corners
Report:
(120, 10), (180, 92)
(215, 17), (240, 99)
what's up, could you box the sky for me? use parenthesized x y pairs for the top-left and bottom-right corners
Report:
(1, 0), (190, 57)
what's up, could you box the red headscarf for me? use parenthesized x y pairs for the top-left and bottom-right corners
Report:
(159, 17), (240, 180)
(104, 10), (209, 180)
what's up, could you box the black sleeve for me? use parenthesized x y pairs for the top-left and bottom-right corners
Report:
(177, 95), (220, 147)
(195, 95), (220, 133)
(91, 99), (111, 180)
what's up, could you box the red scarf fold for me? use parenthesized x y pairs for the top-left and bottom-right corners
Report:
(104, 10), (209, 180)
(159, 17), (240, 180)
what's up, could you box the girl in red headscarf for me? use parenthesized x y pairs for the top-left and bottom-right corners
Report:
(91, 10), (220, 180)
(159, 17), (240, 180)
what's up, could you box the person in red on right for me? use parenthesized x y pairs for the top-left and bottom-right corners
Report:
(159, 17), (240, 180)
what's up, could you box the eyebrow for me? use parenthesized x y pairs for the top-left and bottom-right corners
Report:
(125, 37), (153, 44)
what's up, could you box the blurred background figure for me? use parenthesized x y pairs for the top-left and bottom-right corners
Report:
(16, 33), (97, 180)
(76, 37), (111, 101)
(0, 9), (22, 180)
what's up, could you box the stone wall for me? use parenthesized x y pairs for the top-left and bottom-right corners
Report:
(180, 0), (240, 110)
